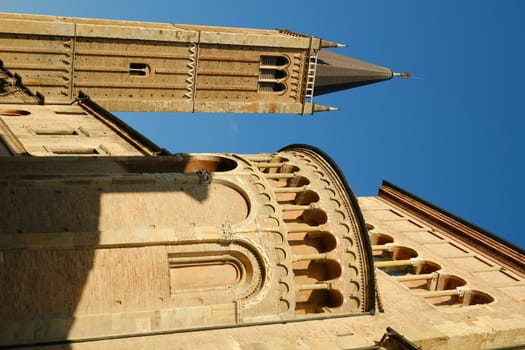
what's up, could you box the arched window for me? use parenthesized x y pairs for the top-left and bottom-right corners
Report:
(259, 69), (287, 80)
(260, 55), (289, 67)
(258, 82), (286, 92)
(258, 55), (288, 93)
(128, 62), (150, 77)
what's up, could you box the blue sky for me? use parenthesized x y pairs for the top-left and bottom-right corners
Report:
(2, 1), (524, 248)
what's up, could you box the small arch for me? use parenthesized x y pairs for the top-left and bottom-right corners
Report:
(268, 156), (289, 164)
(288, 231), (337, 254)
(259, 68), (287, 80)
(306, 259), (342, 281)
(426, 294), (461, 307)
(377, 246), (418, 276)
(413, 260), (441, 275)
(436, 274), (466, 291)
(370, 233), (395, 258)
(464, 290), (494, 305)
(366, 223), (375, 231)
(391, 246), (418, 261)
(170, 260), (242, 290)
(261, 164), (298, 175)
(293, 258), (342, 283)
(260, 55), (289, 67)
(258, 82), (286, 93)
(399, 261), (442, 290)
(129, 62), (151, 77)
(423, 275), (469, 307)
(369, 233), (394, 246)
(294, 190), (320, 205)
(296, 289), (344, 314)
(304, 231), (337, 253)
(287, 175), (310, 188)
(280, 164), (298, 174)
(312, 289), (344, 309)
(300, 208), (328, 226)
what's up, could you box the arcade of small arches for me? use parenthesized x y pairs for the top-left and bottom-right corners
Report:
(158, 149), (370, 318)
(246, 150), (371, 315)
(366, 224), (494, 307)
(258, 55), (289, 93)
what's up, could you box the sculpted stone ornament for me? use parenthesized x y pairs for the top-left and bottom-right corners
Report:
(197, 168), (212, 184)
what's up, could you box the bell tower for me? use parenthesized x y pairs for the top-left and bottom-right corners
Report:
(0, 12), (403, 115)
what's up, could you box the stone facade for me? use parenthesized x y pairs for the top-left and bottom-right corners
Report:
(0, 13), (524, 350)
(0, 147), (375, 346)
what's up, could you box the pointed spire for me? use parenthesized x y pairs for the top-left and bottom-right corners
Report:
(314, 50), (399, 96)
(313, 104), (339, 113)
(320, 39), (347, 48)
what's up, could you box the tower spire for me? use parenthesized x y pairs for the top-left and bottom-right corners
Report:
(314, 50), (407, 96)
(0, 13), (406, 114)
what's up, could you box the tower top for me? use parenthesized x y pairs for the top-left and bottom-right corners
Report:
(314, 50), (405, 96)
(0, 12), (406, 114)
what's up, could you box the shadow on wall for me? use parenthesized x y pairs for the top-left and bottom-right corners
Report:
(0, 154), (239, 348)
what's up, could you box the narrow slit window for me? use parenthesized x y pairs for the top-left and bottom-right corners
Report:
(389, 209), (404, 217)
(0, 109), (30, 116)
(54, 111), (88, 116)
(49, 147), (99, 155)
(34, 129), (79, 136)
(408, 219), (424, 228)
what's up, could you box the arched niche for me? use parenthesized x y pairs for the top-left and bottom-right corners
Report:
(288, 231), (337, 256)
(293, 259), (342, 283)
(168, 242), (264, 305)
(464, 290), (494, 306)
(369, 233), (394, 246)
(295, 289), (344, 314)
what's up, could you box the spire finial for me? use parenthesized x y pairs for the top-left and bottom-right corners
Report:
(313, 104), (339, 113)
(393, 72), (411, 79)
(320, 39), (347, 48)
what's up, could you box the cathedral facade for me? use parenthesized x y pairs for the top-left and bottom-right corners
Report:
(0, 13), (523, 349)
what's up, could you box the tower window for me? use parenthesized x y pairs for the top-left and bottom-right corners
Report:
(258, 55), (289, 93)
(260, 69), (287, 80)
(258, 82), (286, 92)
(260, 55), (289, 67)
(129, 63), (150, 77)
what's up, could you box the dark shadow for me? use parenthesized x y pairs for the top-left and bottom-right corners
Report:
(0, 155), (221, 348)
(288, 231), (337, 254)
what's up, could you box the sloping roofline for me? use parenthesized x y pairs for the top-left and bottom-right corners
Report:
(77, 92), (169, 156)
(379, 180), (525, 273)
